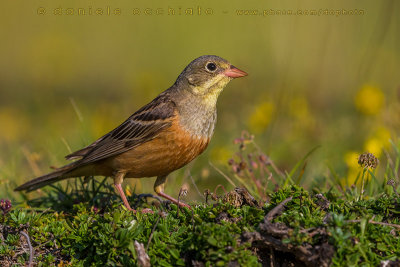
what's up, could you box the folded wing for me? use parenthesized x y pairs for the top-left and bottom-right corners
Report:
(66, 93), (177, 167)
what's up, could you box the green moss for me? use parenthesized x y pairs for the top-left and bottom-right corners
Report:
(1, 200), (264, 266)
(2, 185), (399, 266)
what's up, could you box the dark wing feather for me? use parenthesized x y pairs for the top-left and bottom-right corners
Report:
(65, 138), (104, 160)
(70, 93), (176, 167)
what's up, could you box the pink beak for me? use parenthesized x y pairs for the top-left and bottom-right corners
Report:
(224, 65), (248, 78)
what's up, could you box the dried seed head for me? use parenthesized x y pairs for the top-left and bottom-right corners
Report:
(223, 190), (243, 208)
(251, 161), (258, 170)
(239, 161), (247, 170)
(259, 154), (269, 164)
(232, 165), (240, 173)
(204, 189), (210, 196)
(358, 152), (379, 169)
(179, 185), (189, 197)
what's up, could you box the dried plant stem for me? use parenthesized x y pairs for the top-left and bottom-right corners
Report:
(20, 231), (33, 267)
(209, 161), (236, 188)
(186, 170), (204, 199)
(146, 216), (161, 251)
(360, 168), (367, 199)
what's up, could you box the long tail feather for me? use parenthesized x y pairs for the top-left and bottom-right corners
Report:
(15, 164), (75, 192)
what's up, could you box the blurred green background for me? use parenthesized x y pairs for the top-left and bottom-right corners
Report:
(1, 0), (399, 201)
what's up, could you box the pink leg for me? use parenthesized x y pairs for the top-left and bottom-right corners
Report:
(114, 183), (135, 211)
(114, 172), (153, 213)
(157, 191), (191, 208)
(114, 183), (154, 213)
(154, 175), (191, 209)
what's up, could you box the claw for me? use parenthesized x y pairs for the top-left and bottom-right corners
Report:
(140, 208), (154, 214)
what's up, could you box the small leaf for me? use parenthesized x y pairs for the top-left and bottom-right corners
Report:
(207, 236), (218, 246)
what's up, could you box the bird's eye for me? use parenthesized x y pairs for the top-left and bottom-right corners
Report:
(205, 62), (217, 72)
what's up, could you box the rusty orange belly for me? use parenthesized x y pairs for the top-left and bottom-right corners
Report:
(106, 121), (210, 178)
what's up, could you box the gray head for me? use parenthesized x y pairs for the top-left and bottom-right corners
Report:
(170, 55), (248, 137)
(175, 55), (247, 101)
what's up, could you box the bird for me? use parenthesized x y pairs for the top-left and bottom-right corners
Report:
(15, 55), (248, 212)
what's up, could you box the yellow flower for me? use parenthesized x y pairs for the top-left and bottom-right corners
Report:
(248, 102), (275, 133)
(126, 180), (142, 194)
(344, 151), (361, 185)
(375, 127), (391, 144)
(354, 85), (385, 115)
(363, 127), (391, 158)
(125, 185), (132, 197)
(344, 151), (360, 170)
(364, 138), (383, 158)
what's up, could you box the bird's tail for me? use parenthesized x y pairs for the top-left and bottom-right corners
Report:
(14, 163), (75, 192)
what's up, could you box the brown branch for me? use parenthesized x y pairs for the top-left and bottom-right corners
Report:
(265, 197), (293, 222)
(259, 197), (293, 236)
(243, 196), (333, 267)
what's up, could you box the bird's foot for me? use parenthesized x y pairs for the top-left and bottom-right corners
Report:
(156, 191), (191, 209)
(140, 208), (154, 214)
(124, 206), (136, 212)
(178, 202), (191, 209)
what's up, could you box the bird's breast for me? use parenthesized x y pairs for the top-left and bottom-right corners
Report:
(177, 103), (217, 139)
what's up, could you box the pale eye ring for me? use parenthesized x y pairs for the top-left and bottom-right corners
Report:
(205, 62), (217, 72)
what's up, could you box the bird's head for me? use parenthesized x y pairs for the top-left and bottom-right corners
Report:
(176, 55), (247, 106)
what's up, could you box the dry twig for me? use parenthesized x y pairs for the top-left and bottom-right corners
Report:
(242, 197), (333, 267)
(146, 216), (161, 251)
(20, 231), (34, 267)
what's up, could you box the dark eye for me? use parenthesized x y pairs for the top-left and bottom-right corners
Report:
(206, 62), (217, 72)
